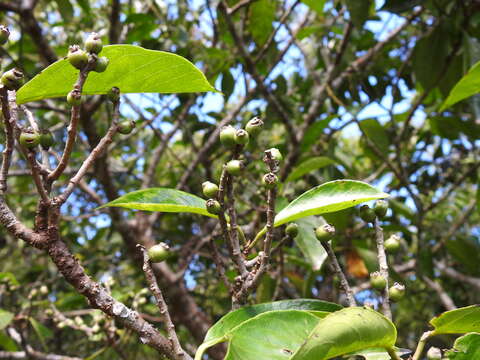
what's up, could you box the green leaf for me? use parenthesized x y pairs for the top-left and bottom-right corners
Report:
(441, 60), (480, 110)
(0, 330), (18, 351)
(344, 347), (411, 359)
(249, 0), (276, 45)
(17, 45), (216, 104)
(99, 188), (217, 218)
(286, 157), (335, 182)
(29, 318), (53, 351)
(0, 310), (14, 330)
(274, 180), (389, 227)
(430, 305), (480, 334)
(291, 307), (397, 360)
(345, 0), (373, 28)
(196, 299), (341, 359)
(295, 217), (328, 271)
(301, 0), (326, 14)
(359, 119), (390, 154)
(445, 332), (480, 359)
(0, 272), (19, 286)
(379, 0), (422, 13)
(224, 310), (320, 360)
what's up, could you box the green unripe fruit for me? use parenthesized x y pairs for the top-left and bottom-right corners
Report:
(226, 160), (244, 176)
(0, 25), (10, 45)
(206, 199), (221, 215)
(220, 125), (236, 147)
(202, 181), (219, 198)
(384, 234), (401, 253)
(262, 172), (278, 189)
(266, 148), (283, 162)
(370, 271), (387, 291)
(1, 68), (23, 90)
(67, 89), (82, 106)
(374, 200), (388, 218)
(234, 129), (249, 145)
(93, 56), (109, 73)
(359, 204), (376, 223)
(147, 243), (171, 263)
(285, 223), (299, 238)
(426, 347), (442, 360)
(245, 116), (263, 136)
(85, 32), (103, 54)
(389, 282), (405, 302)
(19, 131), (40, 149)
(67, 45), (88, 70)
(39, 130), (55, 150)
(107, 87), (120, 102)
(117, 120), (135, 135)
(315, 223), (335, 242)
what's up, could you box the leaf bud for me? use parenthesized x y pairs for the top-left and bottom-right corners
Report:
(389, 282), (405, 302)
(234, 128), (249, 145)
(220, 125), (236, 147)
(370, 271), (387, 291)
(206, 199), (221, 215)
(0, 25), (9, 45)
(374, 200), (388, 218)
(384, 234), (401, 253)
(266, 147), (282, 162)
(262, 172), (278, 189)
(67, 45), (88, 70)
(85, 32), (103, 54)
(285, 223), (299, 238)
(245, 116), (263, 136)
(107, 86), (120, 102)
(147, 243), (171, 263)
(359, 204), (376, 223)
(226, 159), (244, 176)
(202, 181), (219, 198)
(93, 56), (109, 73)
(117, 120), (135, 135)
(315, 223), (335, 242)
(1, 68), (23, 90)
(39, 130), (55, 150)
(67, 89), (82, 106)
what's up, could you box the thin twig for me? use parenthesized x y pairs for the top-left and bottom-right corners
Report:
(373, 218), (392, 320)
(0, 88), (16, 194)
(412, 331), (433, 360)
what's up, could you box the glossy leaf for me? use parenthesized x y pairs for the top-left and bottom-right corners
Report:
(0, 309), (14, 330)
(295, 217), (328, 271)
(196, 299), (341, 360)
(441, 60), (480, 111)
(430, 305), (480, 334)
(286, 157), (335, 182)
(445, 332), (480, 359)
(359, 119), (389, 154)
(291, 307), (397, 360)
(16, 45), (216, 104)
(99, 188), (217, 218)
(224, 310), (320, 360)
(274, 180), (389, 227)
(300, 0), (326, 14)
(344, 347), (411, 359)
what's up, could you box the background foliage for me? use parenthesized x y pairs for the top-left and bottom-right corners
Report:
(0, 0), (479, 359)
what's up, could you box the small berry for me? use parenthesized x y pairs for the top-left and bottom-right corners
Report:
(374, 200), (388, 218)
(285, 223), (299, 238)
(85, 32), (103, 54)
(1, 68), (23, 90)
(67, 89), (82, 106)
(147, 243), (171, 263)
(426, 347), (442, 360)
(262, 172), (278, 189)
(359, 204), (376, 223)
(245, 116), (263, 137)
(67, 45), (88, 70)
(39, 130), (55, 150)
(0, 25), (10, 45)
(266, 148), (282, 162)
(220, 125), (236, 147)
(93, 56), (109, 73)
(370, 271), (387, 291)
(117, 120), (135, 135)
(107, 87), (120, 102)
(389, 282), (405, 302)
(19, 131), (40, 149)
(226, 160), (244, 176)
(234, 129), (249, 145)
(202, 181), (219, 198)
(315, 224), (335, 242)
(206, 199), (221, 215)
(384, 235), (401, 253)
